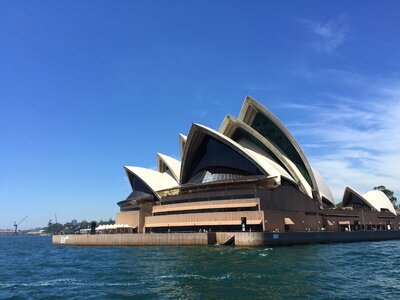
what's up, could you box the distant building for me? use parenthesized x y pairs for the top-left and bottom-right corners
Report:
(0, 230), (15, 236)
(26, 229), (46, 235)
(116, 96), (399, 233)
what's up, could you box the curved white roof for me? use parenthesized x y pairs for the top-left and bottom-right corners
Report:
(179, 133), (187, 160)
(180, 123), (295, 184)
(220, 115), (313, 198)
(311, 167), (335, 206)
(343, 187), (397, 215)
(363, 190), (397, 215)
(238, 96), (320, 202)
(124, 166), (178, 198)
(157, 153), (181, 183)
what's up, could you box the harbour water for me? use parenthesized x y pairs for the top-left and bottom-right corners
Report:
(1, 236), (400, 299)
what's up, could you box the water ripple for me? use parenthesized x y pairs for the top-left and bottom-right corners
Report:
(1, 236), (400, 299)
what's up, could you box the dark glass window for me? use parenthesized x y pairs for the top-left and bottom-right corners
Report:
(183, 135), (263, 183)
(127, 172), (154, 195)
(188, 167), (251, 184)
(321, 197), (334, 208)
(345, 193), (371, 209)
(231, 127), (291, 173)
(251, 112), (312, 186)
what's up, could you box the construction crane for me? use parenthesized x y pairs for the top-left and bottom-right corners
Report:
(14, 216), (28, 234)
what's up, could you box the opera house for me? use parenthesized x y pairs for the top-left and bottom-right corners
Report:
(115, 96), (400, 234)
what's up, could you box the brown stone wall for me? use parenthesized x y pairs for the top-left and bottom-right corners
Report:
(152, 198), (259, 213)
(263, 211), (322, 232)
(325, 209), (400, 231)
(53, 233), (211, 246)
(115, 211), (140, 230)
(257, 182), (319, 213)
(145, 211), (264, 228)
(120, 180), (400, 234)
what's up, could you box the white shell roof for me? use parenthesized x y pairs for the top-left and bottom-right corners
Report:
(181, 123), (295, 183)
(179, 133), (187, 160)
(363, 190), (397, 215)
(343, 187), (397, 216)
(157, 153), (181, 183)
(219, 115), (313, 198)
(124, 166), (179, 198)
(238, 96), (321, 202)
(311, 167), (335, 205)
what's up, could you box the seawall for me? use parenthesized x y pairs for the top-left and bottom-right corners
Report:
(229, 231), (400, 246)
(53, 231), (400, 247)
(52, 232), (214, 246)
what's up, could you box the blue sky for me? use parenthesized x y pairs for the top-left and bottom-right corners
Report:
(1, 1), (399, 229)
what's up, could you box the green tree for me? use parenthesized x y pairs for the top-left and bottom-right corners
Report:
(43, 218), (116, 234)
(80, 220), (90, 229)
(45, 222), (64, 234)
(98, 218), (115, 226)
(373, 186), (398, 209)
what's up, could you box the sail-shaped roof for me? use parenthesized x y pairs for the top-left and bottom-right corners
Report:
(238, 96), (320, 202)
(124, 166), (178, 199)
(157, 153), (181, 183)
(179, 133), (187, 161)
(363, 190), (397, 215)
(220, 115), (313, 198)
(342, 187), (396, 215)
(311, 167), (335, 206)
(180, 123), (294, 184)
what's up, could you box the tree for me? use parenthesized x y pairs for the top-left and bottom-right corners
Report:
(98, 218), (115, 225)
(43, 218), (116, 234)
(45, 222), (64, 235)
(373, 186), (398, 209)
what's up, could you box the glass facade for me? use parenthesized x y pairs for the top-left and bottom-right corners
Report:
(250, 112), (312, 186)
(345, 193), (371, 210)
(127, 172), (154, 195)
(322, 197), (334, 208)
(231, 127), (291, 174)
(188, 168), (249, 184)
(183, 135), (263, 183)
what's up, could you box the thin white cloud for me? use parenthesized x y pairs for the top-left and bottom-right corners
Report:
(282, 71), (400, 202)
(302, 14), (350, 53)
(199, 111), (208, 118)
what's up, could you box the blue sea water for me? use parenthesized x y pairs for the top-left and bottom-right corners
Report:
(1, 236), (400, 299)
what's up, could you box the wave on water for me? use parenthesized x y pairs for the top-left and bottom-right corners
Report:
(158, 273), (233, 281)
(0, 279), (139, 289)
(2, 236), (400, 298)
